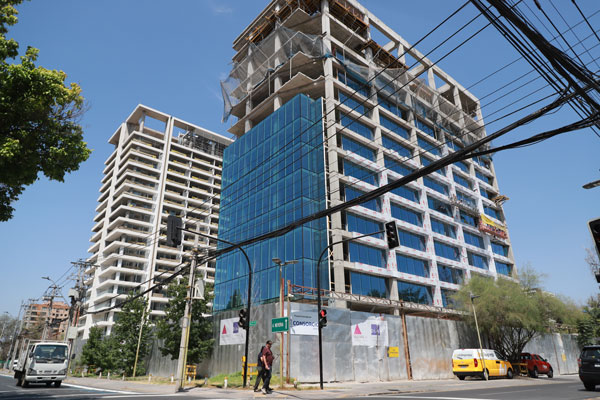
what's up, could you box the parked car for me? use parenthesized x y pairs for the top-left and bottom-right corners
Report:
(579, 345), (600, 391)
(519, 352), (553, 378)
(452, 349), (514, 380)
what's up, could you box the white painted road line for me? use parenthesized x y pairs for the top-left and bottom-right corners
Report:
(62, 382), (139, 394)
(390, 397), (498, 400)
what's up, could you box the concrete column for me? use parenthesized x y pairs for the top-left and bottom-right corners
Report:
(245, 47), (255, 133)
(273, 30), (283, 110)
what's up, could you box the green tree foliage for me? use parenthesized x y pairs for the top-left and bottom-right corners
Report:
(109, 294), (151, 376)
(80, 326), (113, 371)
(453, 268), (581, 362)
(0, 0), (91, 221)
(156, 281), (214, 364)
(577, 295), (600, 347)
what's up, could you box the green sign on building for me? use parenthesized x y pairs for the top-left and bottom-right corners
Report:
(271, 317), (289, 333)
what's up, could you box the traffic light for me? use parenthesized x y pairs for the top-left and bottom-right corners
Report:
(319, 309), (327, 328)
(588, 218), (600, 283)
(385, 221), (399, 249)
(166, 215), (182, 246)
(238, 308), (248, 330)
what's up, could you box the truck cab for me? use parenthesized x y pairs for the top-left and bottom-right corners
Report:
(14, 341), (70, 388)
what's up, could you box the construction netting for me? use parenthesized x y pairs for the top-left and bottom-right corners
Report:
(220, 23), (327, 122)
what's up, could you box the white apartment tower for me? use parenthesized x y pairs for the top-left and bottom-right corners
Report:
(80, 105), (232, 338)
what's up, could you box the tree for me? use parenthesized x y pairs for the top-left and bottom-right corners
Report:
(156, 281), (214, 364)
(0, 0), (91, 221)
(452, 268), (581, 363)
(80, 326), (114, 371)
(109, 294), (151, 376)
(577, 295), (600, 347)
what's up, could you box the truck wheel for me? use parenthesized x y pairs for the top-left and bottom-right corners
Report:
(506, 369), (514, 379)
(45, 382), (52, 387)
(584, 382), (596, 391)
(547, 369), (553, 378)
(54, 381), (62, 388)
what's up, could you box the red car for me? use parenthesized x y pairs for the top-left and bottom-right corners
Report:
(519, 352), (553, 378)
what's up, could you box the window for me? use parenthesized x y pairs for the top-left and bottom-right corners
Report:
(434, 240), (460, 261)
(491, 242), (509, 257)
(396, 254), (429, 277)
(481, 188), (496, 200)
(398, 229), (426, 251)
(397, 281), (432, 305)
(380, 115), (409, 139)
(343, 160), (378, 186)
(391, 203), (423, 226)
(454, 161), (469, 173)
(391, 184), (420, 203)
(453, 173), (471, 189)
(385, 156), (414, 176)
(431, 217), (457, 238)
(344, 185), (381, 212)
(483, 205), (502, 221)
(456, 191), (477, 209)
(379, 96), (407, 119)
(415, 118), (435, 138)
(467, 251), (488, 269)
(339, 114), (373, 140)
(351, 272), (387, 298)
(495, 261), (512, 276)
(421, 155), (446, 176)
(473, 156), (491, 169)
(337, 69), (369, 97)
(341, 136), (376, 162)
(417, 136), (441, 156)
(476, 170), (494, 185)
(423, 176), (448, 195)
(464, 231), (485, 249)
(428, 196), (452, 216)
(459, 211), (478, 227)
(346, 213), (383, 239)
(448, 140), (464, 152)
(441, 289), (458, 308)
(437, 265), (464, 284)
(348, 242), (386, 268)
(382, 135), (411, 158)
(339, 91), (366, 114)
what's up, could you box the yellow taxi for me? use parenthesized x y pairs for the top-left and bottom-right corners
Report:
(452, 349), (514, 380)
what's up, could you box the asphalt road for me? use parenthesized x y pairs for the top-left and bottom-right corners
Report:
(366, 377), (600, 400)
(0, 374), (170, 400)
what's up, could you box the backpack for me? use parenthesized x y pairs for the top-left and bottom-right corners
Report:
(257, 345), (265, 367)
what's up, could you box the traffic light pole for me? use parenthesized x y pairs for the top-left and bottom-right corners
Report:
(316, 230), (383, 390)
(175, 254), (197, 392)
(177, 226), (253, 388)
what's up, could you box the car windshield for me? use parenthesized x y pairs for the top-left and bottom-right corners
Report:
(581, 348), (600, 359)
(33, 345), (68, 362)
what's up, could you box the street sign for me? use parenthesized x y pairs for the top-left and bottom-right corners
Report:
(388, 346), (399, 358)
(249, 321), (257, 327)
(271, 317), (289, 333)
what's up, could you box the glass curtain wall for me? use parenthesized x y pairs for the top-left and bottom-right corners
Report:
(214, 94), (327, 311)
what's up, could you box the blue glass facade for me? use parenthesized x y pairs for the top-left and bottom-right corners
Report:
(214, 94), (327, 311)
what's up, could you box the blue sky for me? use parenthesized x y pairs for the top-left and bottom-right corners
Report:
(1, 0), (598, 316)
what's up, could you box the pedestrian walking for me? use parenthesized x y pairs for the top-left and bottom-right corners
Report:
(260, 340), (274, 394)
(253, 341), (269, 392)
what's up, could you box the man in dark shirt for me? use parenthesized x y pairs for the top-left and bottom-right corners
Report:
(260, 340), (274, 394)
(253, 341), (269, 392)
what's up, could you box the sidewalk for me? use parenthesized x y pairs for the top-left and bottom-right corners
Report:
(62, 373), (579, 398)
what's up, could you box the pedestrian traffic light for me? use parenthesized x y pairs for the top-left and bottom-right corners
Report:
(319, 309), (327, 328)
(238, 308), (248, 330)
(167, 215), (182, 246)
(385, 221), (399, 249)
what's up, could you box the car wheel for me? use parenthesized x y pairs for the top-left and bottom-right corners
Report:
(54, 381), (62, 388)
(583, 382), (596, 391)
(547, 369), (553, 378)
(458, 376), (466, 380)
(506, 368), (513, 379)
(482, 369), (489, 381)
(531, 368), (538, 378)
(45, 382), (52, 387)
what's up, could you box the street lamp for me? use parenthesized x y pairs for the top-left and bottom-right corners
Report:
(272, 257), (298, 389)
(470, 292), (487, 381)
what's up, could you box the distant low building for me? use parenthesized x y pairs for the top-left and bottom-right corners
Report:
(23, 301), (70, 340)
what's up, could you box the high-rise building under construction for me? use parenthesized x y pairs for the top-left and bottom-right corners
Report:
(214, 0), (515, 314)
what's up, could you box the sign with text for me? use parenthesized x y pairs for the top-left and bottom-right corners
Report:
(351, 316), (389, 347)
(290, 312), (318, 336)
(271, 317), (289, 333)
(388, 346), (399, 358)
(219, 317), (246, 345)
(478, 214), (508, 239)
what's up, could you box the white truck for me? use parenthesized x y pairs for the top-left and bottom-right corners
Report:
(13, 340), (70, 388)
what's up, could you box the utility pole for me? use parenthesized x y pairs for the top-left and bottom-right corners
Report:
(5, 301), (25, 368)
(175, 254), (197, 392)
